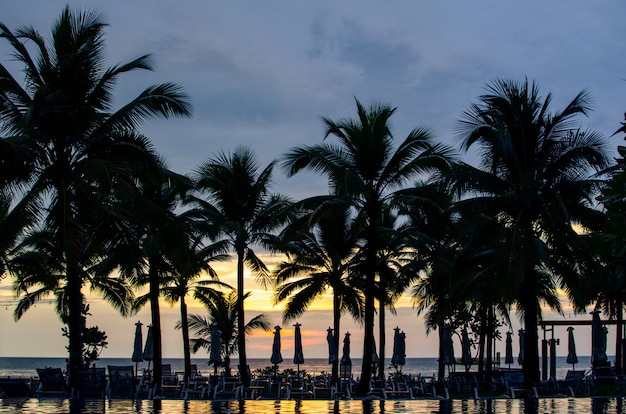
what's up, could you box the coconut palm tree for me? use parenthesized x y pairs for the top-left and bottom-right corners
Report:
(158, 236), (230, 383)
(454, 78), (611, 384)
(592, 120), (626, 375)
(273, 204), (364, 385)
(401, 183), (467, 380)
(282, 99), (454, 394)
(0, 7), (191, 386)
(184, 289), (271, 376)
(126, 170), (196, 392)
(189, 147), (293, 386)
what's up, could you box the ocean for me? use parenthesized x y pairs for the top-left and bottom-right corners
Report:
(0, 356), (595, 380)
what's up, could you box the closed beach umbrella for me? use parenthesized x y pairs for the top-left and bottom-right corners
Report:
(132, 321), (143, 362)
(371, 336), (379, 365)
(517, 329), (525, 366)
(293, 323), (304, 376)
(391, 327), (406, 367)
(209, 323), (222, 371)
(270, 326), (283, 365)
(461, 328), (472, 372)
(591, 310), (608, 367)
(505, 332), (514, 368)
(340, 332), (351, 366)
(270, 325), (283, 381)
(327, 327), (337, 364)
(131, 321), (143, 375)
(566, 327), (578, 370)
(442, 325), (455, 366)
(143, 324), (154, 374)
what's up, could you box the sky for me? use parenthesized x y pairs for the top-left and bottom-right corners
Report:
(0, 1), (625, 365)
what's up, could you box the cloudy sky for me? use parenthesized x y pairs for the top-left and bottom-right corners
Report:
(0, 1), (625, 363)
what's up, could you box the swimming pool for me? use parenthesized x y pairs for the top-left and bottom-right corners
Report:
(0, 397), (624, 414)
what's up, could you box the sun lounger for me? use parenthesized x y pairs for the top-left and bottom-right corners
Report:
(36, 367), (67, 397)
(75, 367), (106, 398)
(107, 365), (135, 399)
(0, 378), (32, 397)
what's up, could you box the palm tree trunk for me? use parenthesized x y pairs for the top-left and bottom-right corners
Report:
(616, 295), (623, 376)
(236, 248), (250, 387)
(181, 300), (191, 383)
(477, 324), (485, 381)
(437, 322), (445, 381)
(356, 218), (377, 395)
(378, 299), (385, 379)
(149, 260), (163, 394)
(66, 263), (84, 393)
(485, 305), (494, 386)
(522, 271), (540, 386)
(332, 293), (340, 386)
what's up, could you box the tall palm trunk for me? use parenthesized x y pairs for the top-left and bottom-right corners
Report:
(149, 260), (163, 393)
(437, 322), (445, 380)
(332, 293), (341, 386)
(485, 305), (494, 386)
(180, 300), (191, 383)
(616, 295), (623, 376)
(236, 247), (250, 387)
(66, 263), (84, 392)
(356, 217), (377, 395)
(64, 196), (85, 393)
(378, 299), (385, 379)
(522, 270), (540, 386)
(477, 322), (486, 381)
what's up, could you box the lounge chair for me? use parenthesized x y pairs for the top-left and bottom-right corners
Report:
(592, 366), (617, 390)
(213, 376), (240, 399)
(74, 368), (106, 398)
(36, 367), (67, 397)
(107, 365), (135, 399)
(0, 378), (32, 397)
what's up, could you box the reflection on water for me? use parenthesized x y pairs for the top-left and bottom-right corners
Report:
(0, 398), (624, 414)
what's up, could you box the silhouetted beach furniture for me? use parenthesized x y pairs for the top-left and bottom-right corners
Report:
(213, 375), (240, 399)
(593, 365), (616, 387)
(35, 368), (67, 397)
(286, 375), (313, 400)
(556, 369), (587, 396)
(74, 368), (106, 398)
(106, 365), (135, 399)
(182, 374), (211, 400)
(0, 378), (32, 397)
(161, 371), (182, 398)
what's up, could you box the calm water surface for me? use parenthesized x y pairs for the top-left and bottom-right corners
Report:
(0, 398), (624, 414)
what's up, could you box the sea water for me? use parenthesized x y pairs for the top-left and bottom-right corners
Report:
(0, 356), (596, 380)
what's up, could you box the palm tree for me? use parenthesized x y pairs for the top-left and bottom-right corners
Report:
(401, 183), (466, 380)
(454, 78), (611, 384)
(158, 236), (230, 383)
(184, 289), (271, 376)
(189, 147), (293, 386)
(126, 171), (195, 391)
(273, 204), (364, 385)
(282, 99), (453, 394)
(0, 7), (191, 386)
(373, 208), (411, 379)
(592, 119), (626, 375)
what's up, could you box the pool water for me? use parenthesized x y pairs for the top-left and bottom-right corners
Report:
(0, 398), (624, 414)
